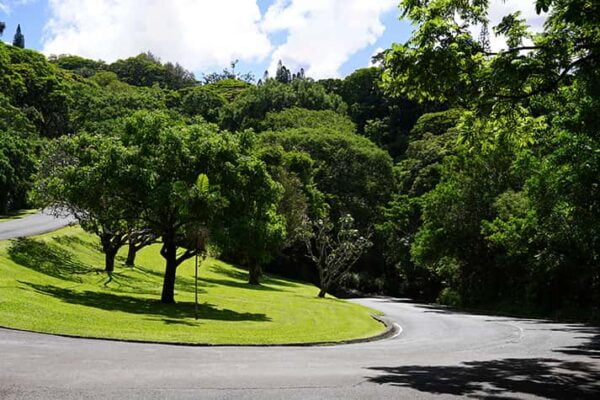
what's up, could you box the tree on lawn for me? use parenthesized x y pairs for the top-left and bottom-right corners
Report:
(222, 144), (286, 285)
(124, 227), (158, 267)
(121, 112), (282, 303)
(34, 133), (138, 273)
(300, 214), (372, 298)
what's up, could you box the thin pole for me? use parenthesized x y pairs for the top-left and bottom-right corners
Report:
(195, 253), (198, 320)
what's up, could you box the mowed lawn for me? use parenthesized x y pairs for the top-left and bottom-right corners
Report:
(0, 227), (384, 344)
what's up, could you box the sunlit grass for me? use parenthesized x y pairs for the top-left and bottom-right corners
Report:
(0, 226), (383, 344)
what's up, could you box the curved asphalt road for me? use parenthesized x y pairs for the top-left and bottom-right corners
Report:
(1, 219), (599, 398)
(0, 211), (75, 240)
(1, 297), (599, 399)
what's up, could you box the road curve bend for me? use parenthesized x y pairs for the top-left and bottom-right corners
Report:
(0, 211), (75, 240)
(1, 298), (599, 399)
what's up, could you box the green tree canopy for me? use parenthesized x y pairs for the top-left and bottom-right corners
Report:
(117, 112), (284, 303)
(179, 86), (226, 123)
(261, 128), (394, 230)
(220, 79), (347, 131)
(109, 52), (196, 90)
(34, 132), (137, 273)
(257, 107), (356, 134)
(0, 98), (36, 213)
(48, 54), (107, 78)
(0, 42), (71, 138)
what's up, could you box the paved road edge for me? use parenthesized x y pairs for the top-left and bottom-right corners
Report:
(0, 314), (400, 348)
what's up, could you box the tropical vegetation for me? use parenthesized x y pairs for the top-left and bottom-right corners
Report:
(1, 0), (599, 322)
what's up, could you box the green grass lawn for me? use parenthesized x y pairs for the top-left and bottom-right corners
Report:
(0, 209), (39, 223)
(0, 226), (384, 344)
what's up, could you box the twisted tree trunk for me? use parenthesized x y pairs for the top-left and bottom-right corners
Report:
(125, 242), (137, 266)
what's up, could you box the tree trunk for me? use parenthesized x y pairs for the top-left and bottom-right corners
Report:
(248, 262), (261, 285)
(105, 250), (116, 273)
(160, 239), (178, 304)
(125, 243), (137, 266)
(318, 288), (327, 298)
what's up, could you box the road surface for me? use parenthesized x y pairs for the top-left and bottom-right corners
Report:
(1, 298), (599, 399)
(0, 211), (75, 240)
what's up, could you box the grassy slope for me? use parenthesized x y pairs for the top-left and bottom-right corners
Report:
(0, 209), (38, 223)
(0, 227), (383, 344)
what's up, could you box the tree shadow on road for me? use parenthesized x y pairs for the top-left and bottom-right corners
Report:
(366, 358), (600, 399)
(553, 326), (600, 359)
(20, 281), (271, 322)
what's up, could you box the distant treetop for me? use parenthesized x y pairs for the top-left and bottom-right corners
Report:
(13, 24), (25, 49)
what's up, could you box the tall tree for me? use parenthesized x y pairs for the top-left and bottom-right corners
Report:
(300, 214), (373, 298)
(0, 21), (6, 36)
(34, 132), (137, 273)
(13, 24), (24, 48)
(222, 153), (286, 285)
(275, 60), (292, 84)
(379, 0), (600, 314)
(120, 112), (282, 303)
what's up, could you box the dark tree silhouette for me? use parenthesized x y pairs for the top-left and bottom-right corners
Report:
(275, 60), (292, 84)
(13, 24), (25, 48)
(0, 21), (6, 36)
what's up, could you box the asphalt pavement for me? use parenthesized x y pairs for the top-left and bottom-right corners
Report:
(1, 298), (599, 399)
(0, 211), (75, 240)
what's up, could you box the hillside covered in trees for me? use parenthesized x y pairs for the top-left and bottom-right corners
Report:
(1, 0), (598, 319)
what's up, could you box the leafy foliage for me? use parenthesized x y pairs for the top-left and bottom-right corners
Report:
(257, 107), (355, 134)
(108, 52), (196, 90)
(320, 67), (436, 158)
(0, 43), (71, 138)
(220, 79), (347, 131)
(300, 214), (373, 297)
(33, 132), (136, 272)
(48, 54), (107, 78)
(0, 128), (36, 214)
(261, 127), (394, 230)
(178, 86), (226, 123)
(381, 0), (600, 318)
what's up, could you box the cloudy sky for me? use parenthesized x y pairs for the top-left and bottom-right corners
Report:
(0, 0), (545, 80)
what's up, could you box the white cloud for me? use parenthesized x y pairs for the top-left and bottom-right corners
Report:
(42, 0), (272, 72)
(0, 0), (37, 14)
(0, 1), (11, 14)
(262, 0), (396, 79)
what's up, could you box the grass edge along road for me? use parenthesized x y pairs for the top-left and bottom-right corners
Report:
(0, 226), (384, 345)
(0, 209), (39, 223)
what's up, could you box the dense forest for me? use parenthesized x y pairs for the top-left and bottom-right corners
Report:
(1, 0), (598, 318)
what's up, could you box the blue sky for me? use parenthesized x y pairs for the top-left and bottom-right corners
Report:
(0, 0), (412, 79)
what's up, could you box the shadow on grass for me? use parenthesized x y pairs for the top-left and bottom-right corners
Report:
(52, 235), (101, 253)
(20, 281), (270, 322)
(201, 276), (285, 292)
(367, 358), (600, 399)
(206, 264), (301, 292)
(133, 264), (214, 294)
(8, 238), (101, 282)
